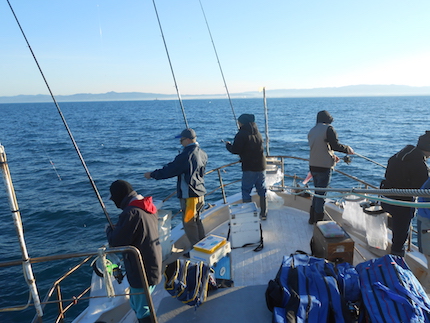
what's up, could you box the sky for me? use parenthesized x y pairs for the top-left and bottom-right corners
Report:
(1, 0), (430, 97)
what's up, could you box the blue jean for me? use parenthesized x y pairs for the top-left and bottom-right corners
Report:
(130, 285), (156, 319)
(310, 169), (332, 214)
(242, 171), (267, 202)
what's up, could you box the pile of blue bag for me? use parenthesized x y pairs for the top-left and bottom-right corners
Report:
(265, 252), (430, 323)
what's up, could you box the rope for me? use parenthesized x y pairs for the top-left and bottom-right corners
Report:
(7, 0), (113, 228)
(288, 186), (430, 208)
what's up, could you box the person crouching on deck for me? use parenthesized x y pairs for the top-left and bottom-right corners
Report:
(106, 180), (162, 323)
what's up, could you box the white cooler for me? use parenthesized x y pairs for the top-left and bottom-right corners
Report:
(228, 202), (261, 248)
(189, 234), (231, 266)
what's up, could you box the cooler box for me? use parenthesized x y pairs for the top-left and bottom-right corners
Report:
(311, 221), (354, 264)
(189, 234), (231, 266)
(228, 202), (261, 248)
(213, 255), (232, 280)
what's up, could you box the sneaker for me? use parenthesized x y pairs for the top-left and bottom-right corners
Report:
(261, 214), (267, 221)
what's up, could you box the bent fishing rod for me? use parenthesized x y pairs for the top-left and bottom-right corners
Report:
(7, 0), (114, 228)
(151, 0), (189, 129)
(198, 0), (239, 130)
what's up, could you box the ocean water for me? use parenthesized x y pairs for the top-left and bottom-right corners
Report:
(0, 96), (429, 322)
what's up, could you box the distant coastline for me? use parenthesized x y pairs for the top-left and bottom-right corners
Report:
(1, 84), (430, 103)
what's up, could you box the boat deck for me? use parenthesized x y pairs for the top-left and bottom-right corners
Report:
(152, 205), (316, 323)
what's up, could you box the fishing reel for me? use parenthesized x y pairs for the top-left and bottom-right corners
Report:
(91, 253), (125, 284)
(343, 155), (352, 164)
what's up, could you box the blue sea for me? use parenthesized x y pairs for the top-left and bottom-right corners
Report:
(0, 96), (429, 322)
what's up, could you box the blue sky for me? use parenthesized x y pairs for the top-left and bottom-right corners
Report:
(1, 0), (430, 97)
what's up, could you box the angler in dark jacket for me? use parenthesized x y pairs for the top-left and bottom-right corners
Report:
(225, 113), (268, 219)
(307, 110), (354, 224)
(145, 128), (207, 247)
(381, 131), (430, 257)
(106, 180), (162, 323)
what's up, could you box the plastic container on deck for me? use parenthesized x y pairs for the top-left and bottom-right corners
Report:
(361, 202), (388, 250)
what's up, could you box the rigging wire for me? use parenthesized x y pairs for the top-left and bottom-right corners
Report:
(151, 0), (189, 129)
(198, 0), (239, 130)
(7, 0), (114, 228)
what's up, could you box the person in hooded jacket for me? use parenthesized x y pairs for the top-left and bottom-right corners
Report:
(308, 110), (354, 224)
(225, 113), (268, 220)
(106, 180), (162, 323)
(417, 177), (430, 288)
(381, 131), (430, 257)
(144, 128), (207, 248)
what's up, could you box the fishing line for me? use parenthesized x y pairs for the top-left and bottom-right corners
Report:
(27, 127), (63, 181)
(151, 0), (189, 129)
(7, 0), (114, 228)
(198, 0), (239, 130)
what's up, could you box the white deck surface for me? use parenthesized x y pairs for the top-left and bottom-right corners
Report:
(153, 205), (315, 323)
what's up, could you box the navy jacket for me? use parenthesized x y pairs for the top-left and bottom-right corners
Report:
(150, 143), (207, 199)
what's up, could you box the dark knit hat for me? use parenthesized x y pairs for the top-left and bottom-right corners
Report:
(417, 131), (430, 152)
(316, 110), (333, 124)
(238, 114), (255, 124)
(109, 180), (134, 208)
(175, 128), (196, 139)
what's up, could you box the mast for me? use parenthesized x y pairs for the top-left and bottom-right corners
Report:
(0, 144), (43, 318)
(263, 87), (270, 156)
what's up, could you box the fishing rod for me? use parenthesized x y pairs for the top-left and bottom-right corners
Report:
(353, 152), (386, 169)
(151, 0), (189, 129)
(7, 0), (114, 228)
(198, 0), (239, 130)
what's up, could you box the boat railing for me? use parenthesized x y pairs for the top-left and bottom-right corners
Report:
(160, 155), (379, 207)
(0, 246), (157, 323)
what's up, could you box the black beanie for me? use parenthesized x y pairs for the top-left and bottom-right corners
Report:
(238, 114), (255, 124)
(109, 180), (134, 208)
(417, 131), (430, 152)
(316, 110), (333, 124)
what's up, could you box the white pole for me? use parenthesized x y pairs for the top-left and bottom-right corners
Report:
(263, 87), (270, 156)
(0, 144), (43, 318)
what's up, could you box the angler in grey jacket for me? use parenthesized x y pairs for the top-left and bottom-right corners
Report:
(307, 110), (354, 224)
(145, 128), (207, 247)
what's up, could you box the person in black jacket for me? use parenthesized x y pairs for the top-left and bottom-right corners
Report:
(381, 131), (430, 257)
(144, 128), (207, 247)
(106, 180), (162, 323)
(225, 114), (268, 219)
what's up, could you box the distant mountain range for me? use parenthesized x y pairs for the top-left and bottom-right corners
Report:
(1, 85), (430, 103)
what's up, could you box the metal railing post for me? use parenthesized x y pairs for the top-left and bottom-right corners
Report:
(217, 169), (227, 204)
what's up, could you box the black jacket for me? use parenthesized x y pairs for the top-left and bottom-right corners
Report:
(106, 192), (162, 288)
(226, 122), (266, 171)
(382, 145), (429, 200)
